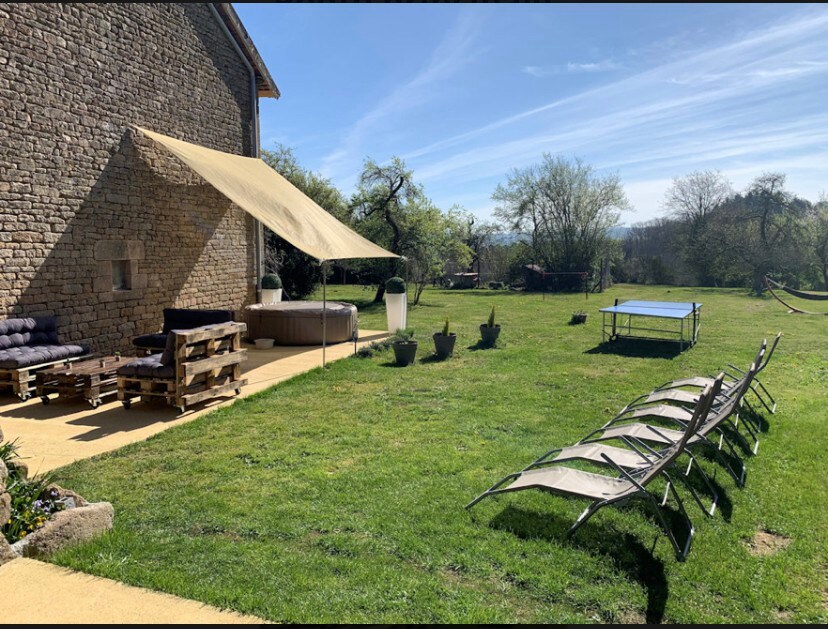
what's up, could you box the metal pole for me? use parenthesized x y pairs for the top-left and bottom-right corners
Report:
(322, 260), (327, 368)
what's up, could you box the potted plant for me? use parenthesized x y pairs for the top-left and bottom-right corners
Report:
(384, 276), (407, 333)
(433, 318), (456, 358)
(480, 305), (501, 346)
(392, 332), (418, 366)
(570, 310), (588, 325)
(261, 273), (283, 304)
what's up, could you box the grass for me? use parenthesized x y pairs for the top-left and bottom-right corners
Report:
(47, 285), (827, 623)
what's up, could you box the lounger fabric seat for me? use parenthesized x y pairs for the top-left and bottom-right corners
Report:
(504, 466), (638, 500)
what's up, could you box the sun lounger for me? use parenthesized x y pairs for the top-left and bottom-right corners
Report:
(653, 333), (781, 414)
(524, 374), (726, 517)
(466, 385), (716, 561)
(581, 362), (760, 486)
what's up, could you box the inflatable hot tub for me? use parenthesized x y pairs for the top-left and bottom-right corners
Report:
(245, 301), (358, 346)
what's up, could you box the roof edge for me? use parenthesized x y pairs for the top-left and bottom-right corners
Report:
(212, 3), (280, 99)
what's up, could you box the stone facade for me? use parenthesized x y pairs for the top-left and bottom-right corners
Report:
(0, 3), (265, 353)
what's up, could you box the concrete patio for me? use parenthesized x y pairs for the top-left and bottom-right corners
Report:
(0, 330), (387, 474)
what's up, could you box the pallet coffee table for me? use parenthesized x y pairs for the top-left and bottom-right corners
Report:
(36, 355), (132, 408)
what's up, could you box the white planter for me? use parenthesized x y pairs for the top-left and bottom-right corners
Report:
(385, 292), (407, 333)
(261, 288), (282, 304)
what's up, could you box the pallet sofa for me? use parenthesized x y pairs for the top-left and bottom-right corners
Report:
(132, 308), (235, 356)
(0, 317), (90, 400)
(118, 321), (247, 413)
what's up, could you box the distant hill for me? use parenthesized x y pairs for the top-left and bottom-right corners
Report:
(490, 232), (529, 245)
(491, 227), (630, 245)
(608, 226), (631, 239)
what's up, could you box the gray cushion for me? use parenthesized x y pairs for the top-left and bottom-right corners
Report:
(132, 333), (168, 350)
(0, 317), (60, 349)
(116, 355), (175, 379)
(0, 344), (89, 369)
(162, 308), (234, 333)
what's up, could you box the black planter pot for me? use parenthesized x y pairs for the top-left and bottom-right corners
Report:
(392, 340), (418, 366)
(570, 313), (588, 325)
(433, 332), (457, 358)
(479, 324), (501, 346)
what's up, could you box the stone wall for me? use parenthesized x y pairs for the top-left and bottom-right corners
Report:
(0, 3), (259, 353)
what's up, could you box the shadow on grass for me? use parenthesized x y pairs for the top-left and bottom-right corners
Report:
(380, 360), (413, 368)
(585, 339), (684, 359)
(487, 505), (669, 623)
(420, 353), (452, 364)
(741, 405), (770, 433)
(467, 340), (498, 352)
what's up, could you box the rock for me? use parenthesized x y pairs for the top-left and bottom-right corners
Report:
(0, 458), (7, 484)
(17, 502), (114, 558)
(0, 490), (10, 526)
(6, 459), (28, 480)
(40, 483), (89, 507)
(0, 536), (16, 566)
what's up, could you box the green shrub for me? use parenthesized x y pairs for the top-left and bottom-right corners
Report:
(262, 273), (283, 290)
(356, 328), (414, 358)
(441, 318), (450, 336)
(385, 277), (407, 294)
(1, 440), (65, 543)
(486, 306), (496, 328)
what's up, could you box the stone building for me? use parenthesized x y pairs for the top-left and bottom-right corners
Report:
(0, 3), (279, 352)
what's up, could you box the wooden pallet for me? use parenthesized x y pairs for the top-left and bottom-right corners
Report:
(0, 354), (90, 401)
(35, 355), (130, 408)
(118, 322), (247, 413)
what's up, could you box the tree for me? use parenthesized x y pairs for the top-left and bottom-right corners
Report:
(713, 173), (810, 293)
(807, 195), (828, 289)
(663, 170), (733, 285)
(493, 155), (627, 289)
(350, 157), (471, 305)
(403, 204), (472, 304)
(261, 146), (348, 299)
(459, 212), (501, 286)
(664, 170), (733, 224)
(350, 157), (419, 302)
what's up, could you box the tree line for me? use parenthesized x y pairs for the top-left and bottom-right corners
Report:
(262, 146), (827, 300)
(617, 171), (828, 293)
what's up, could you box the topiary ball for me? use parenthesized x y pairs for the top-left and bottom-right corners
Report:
(385, 277), (407, 294)
(262, 273), (282, 289)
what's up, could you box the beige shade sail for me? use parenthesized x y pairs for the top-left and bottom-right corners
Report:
(134, 126), (397, 261)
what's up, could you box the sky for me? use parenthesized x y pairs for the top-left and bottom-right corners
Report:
(235, 3), (828, 226)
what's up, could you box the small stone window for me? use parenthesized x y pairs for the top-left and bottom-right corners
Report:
(94, 240), (146, 294)
(112, 260), (132, 291)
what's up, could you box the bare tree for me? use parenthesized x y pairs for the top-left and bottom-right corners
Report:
(493, 155), (627, 283)
(663, 170), (733, 223)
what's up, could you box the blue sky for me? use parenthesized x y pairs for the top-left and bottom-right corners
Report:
(236, 3), (828, 225)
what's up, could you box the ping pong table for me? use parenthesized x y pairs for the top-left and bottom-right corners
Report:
(599, 299), (701, 350)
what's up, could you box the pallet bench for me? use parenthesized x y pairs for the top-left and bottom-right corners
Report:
(0, 316), (91, 401)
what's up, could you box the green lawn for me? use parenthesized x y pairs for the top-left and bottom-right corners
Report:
(49, 285), (827, 623)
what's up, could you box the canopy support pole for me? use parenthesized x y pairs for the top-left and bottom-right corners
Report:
(322, 260), (328, 368)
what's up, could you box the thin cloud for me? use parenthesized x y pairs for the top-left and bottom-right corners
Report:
(522, 59), (621, 77)
(319, 11), (484, 181)
(411, 7), (828, 190)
